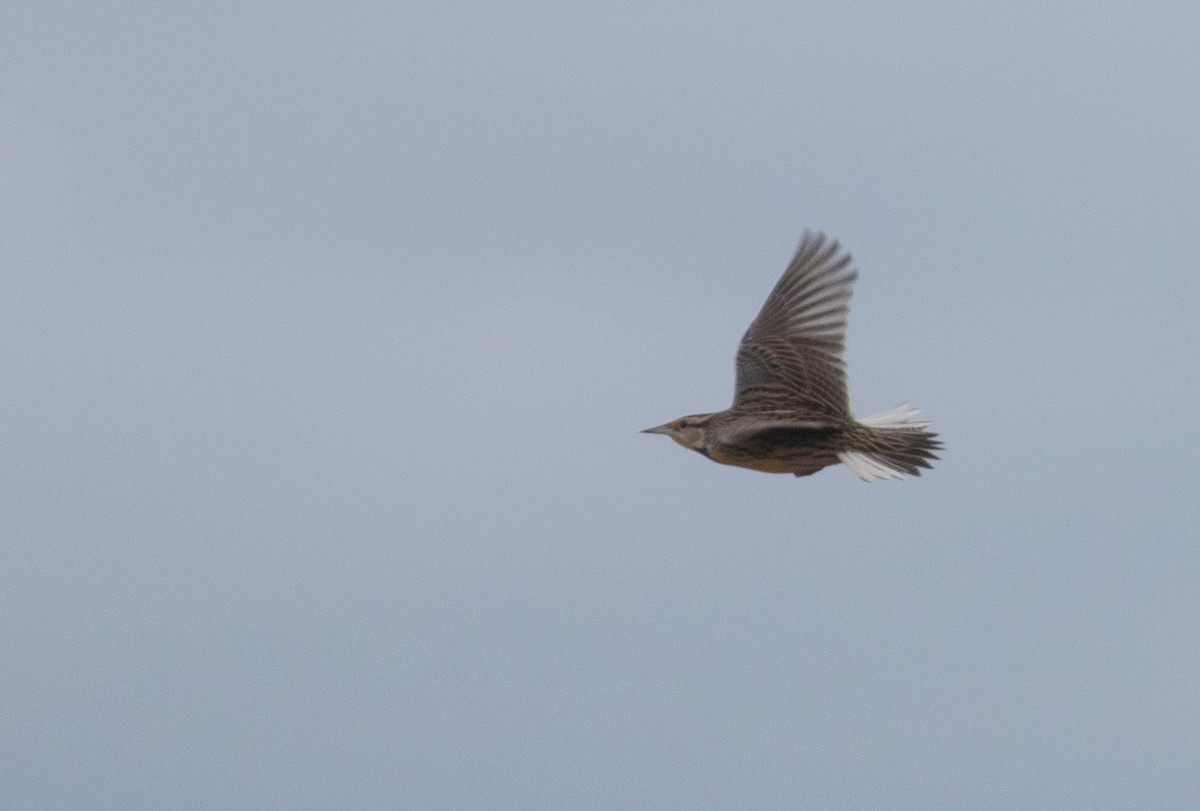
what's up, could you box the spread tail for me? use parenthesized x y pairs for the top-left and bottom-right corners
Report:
(839, 404), (942, 482)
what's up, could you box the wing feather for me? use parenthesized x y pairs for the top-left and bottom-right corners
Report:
(733, 232), (857, 417)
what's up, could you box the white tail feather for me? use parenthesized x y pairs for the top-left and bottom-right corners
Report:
(839, 403), (931, 482)
(839, 451), (908, 482)
(857, 403), (928, 430)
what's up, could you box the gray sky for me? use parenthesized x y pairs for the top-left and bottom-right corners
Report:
(3, 2), (1199, 808)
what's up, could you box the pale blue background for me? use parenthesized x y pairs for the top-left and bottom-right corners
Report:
(3, 3), (1199, 808)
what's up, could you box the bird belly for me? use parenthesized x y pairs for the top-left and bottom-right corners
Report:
(705, 447), (800, 474)
(705, 445), (838, 476)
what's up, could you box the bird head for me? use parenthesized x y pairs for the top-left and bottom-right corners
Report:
(641, 414), (713, 452)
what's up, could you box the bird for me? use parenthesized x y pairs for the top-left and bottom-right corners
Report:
(642, 231), (941, 482)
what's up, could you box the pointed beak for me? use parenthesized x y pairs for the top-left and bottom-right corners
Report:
(641, 423), (672, 435)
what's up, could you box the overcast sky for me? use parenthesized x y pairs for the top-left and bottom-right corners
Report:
(3, 2), (1199, 808)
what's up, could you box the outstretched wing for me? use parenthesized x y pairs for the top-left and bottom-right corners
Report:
(733, 231), (857, 419)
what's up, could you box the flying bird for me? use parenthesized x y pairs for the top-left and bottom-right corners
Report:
(643, 231), (941, 482)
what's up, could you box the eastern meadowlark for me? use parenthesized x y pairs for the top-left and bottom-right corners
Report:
(643, 231), (941, 482)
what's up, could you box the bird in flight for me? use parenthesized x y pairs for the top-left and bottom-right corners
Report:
(643, 231), (941, 482)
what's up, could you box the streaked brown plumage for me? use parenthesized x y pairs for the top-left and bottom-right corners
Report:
(643, 231), (941, 482)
